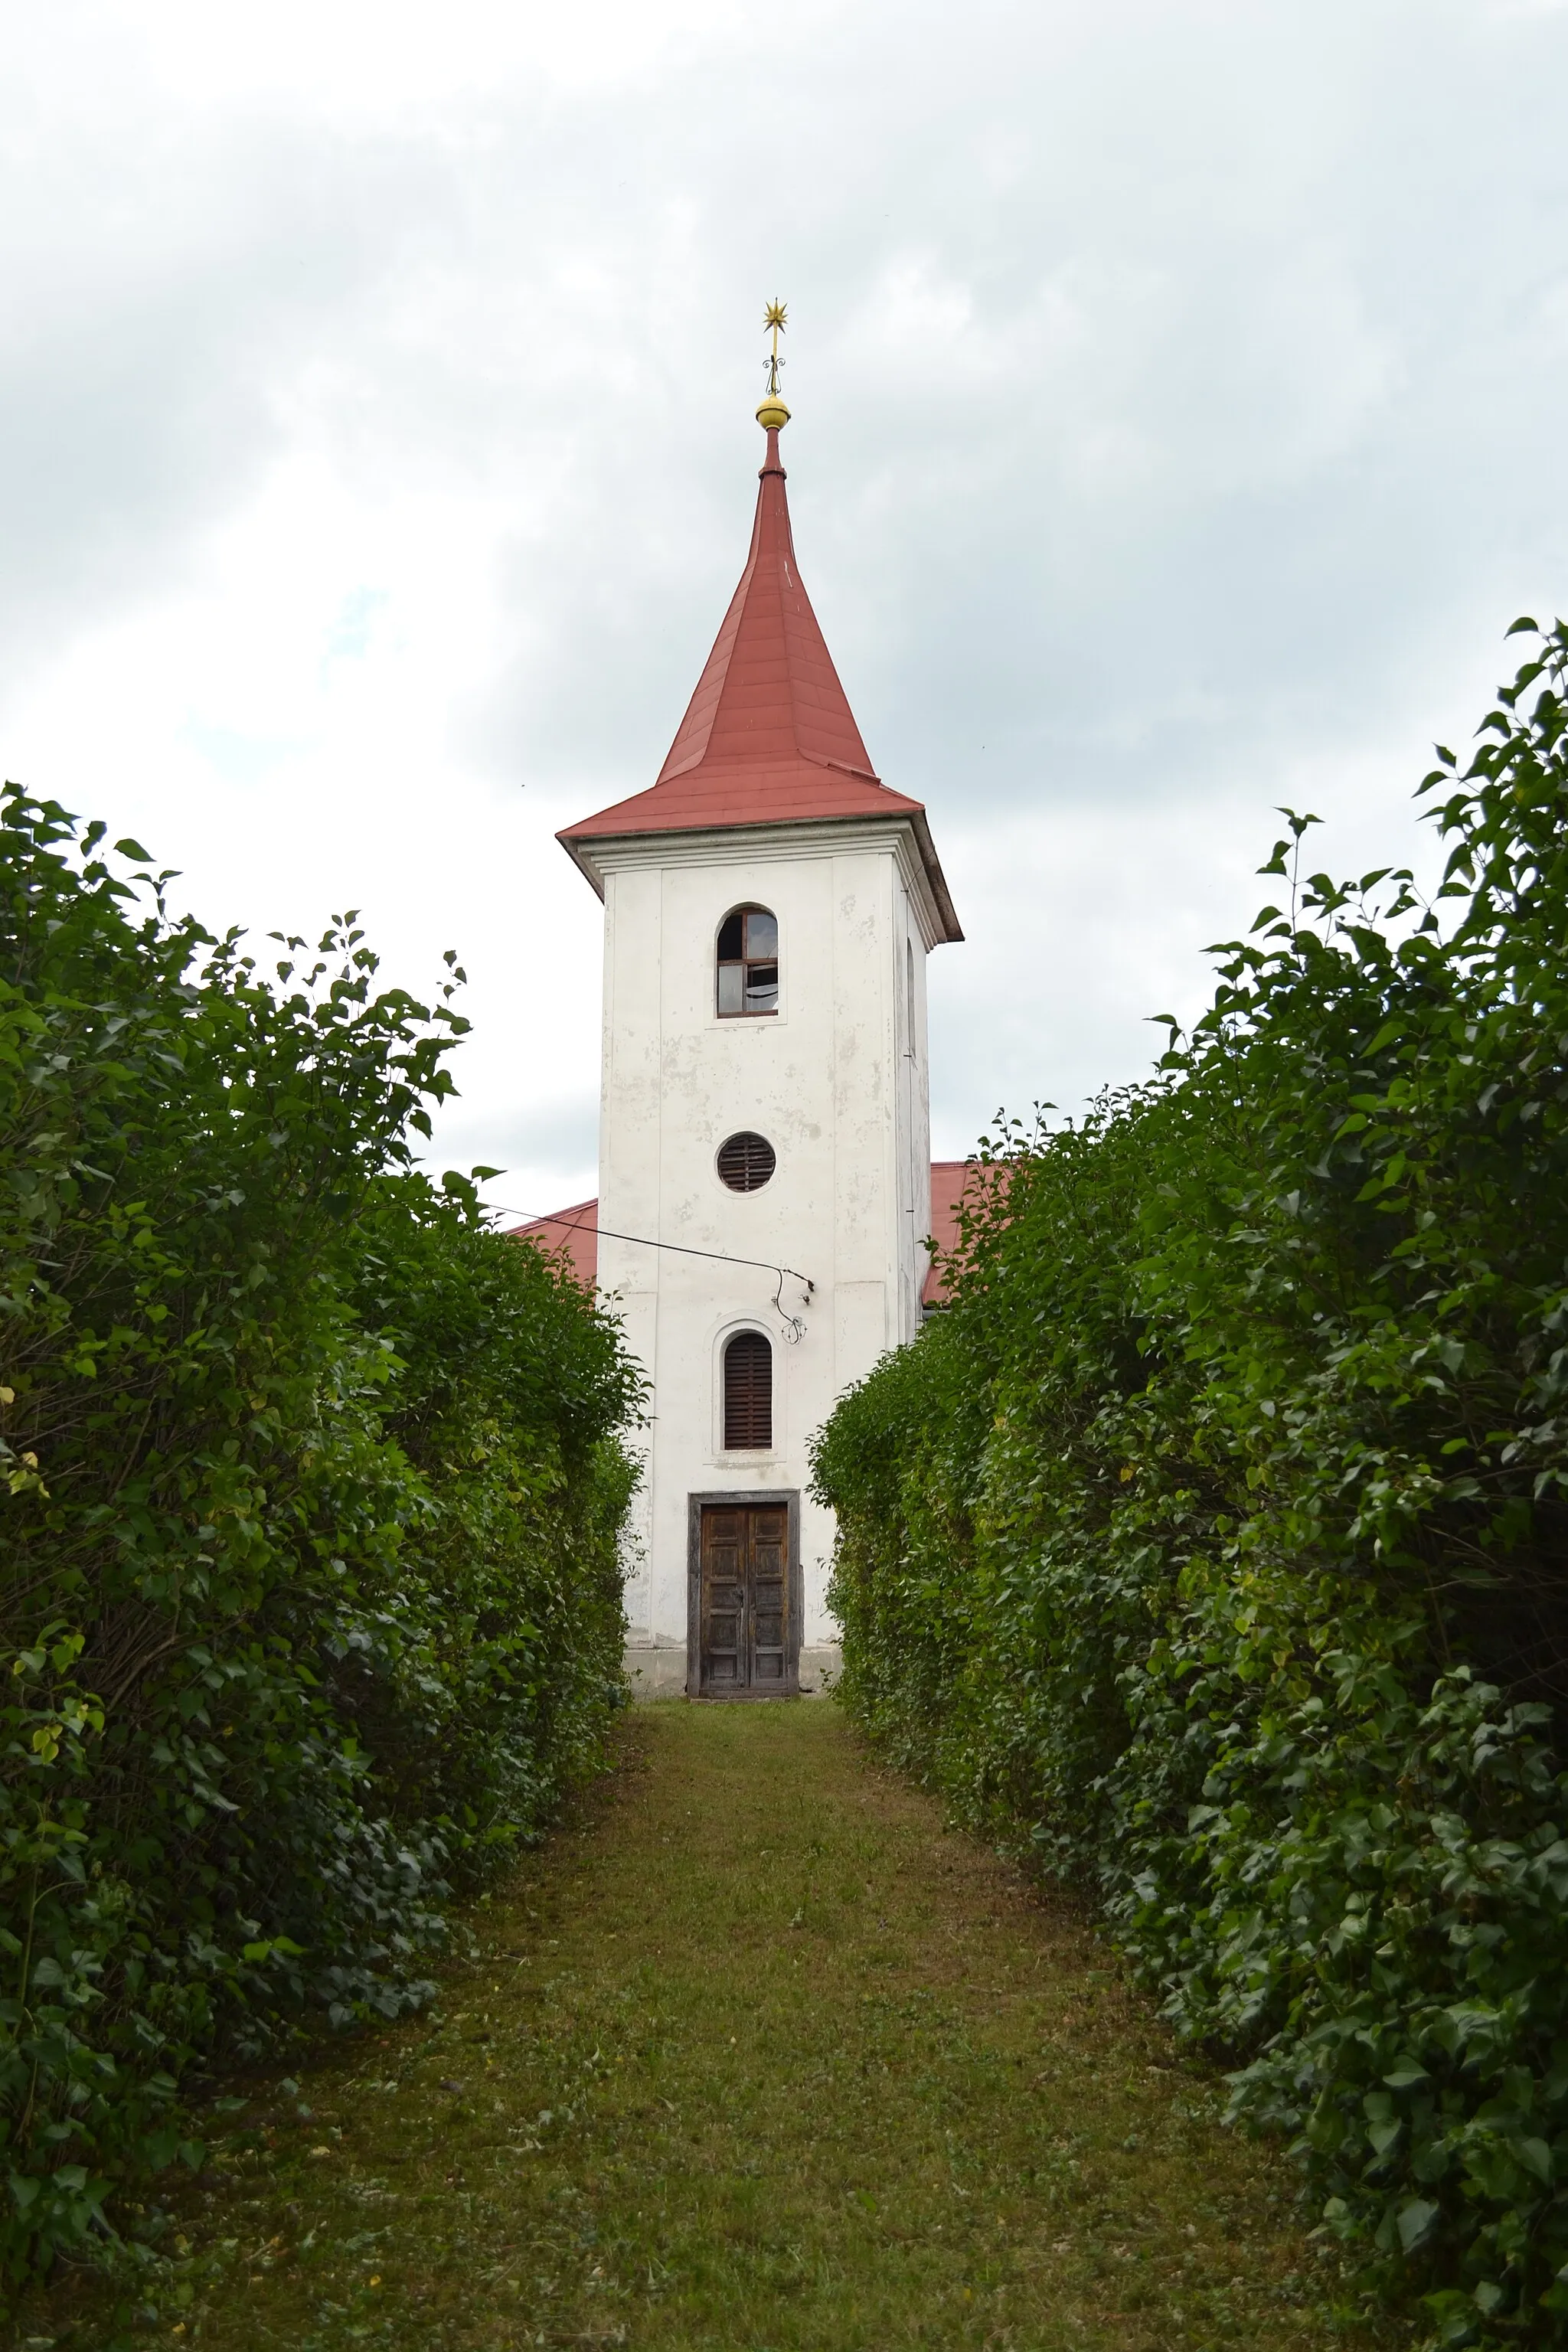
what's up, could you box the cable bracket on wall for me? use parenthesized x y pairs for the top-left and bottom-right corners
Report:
(773, 1266), (814, 1345)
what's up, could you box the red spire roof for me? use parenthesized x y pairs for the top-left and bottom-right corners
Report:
(653, 425), (878, 791)
(558, 425), (961, 940)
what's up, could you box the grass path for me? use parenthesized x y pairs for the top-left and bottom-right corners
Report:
(29, 1702), (1392, 2351)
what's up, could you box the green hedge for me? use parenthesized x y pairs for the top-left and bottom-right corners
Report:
(0, 789), (641, 2283)
(813, 622), (1568, 2348)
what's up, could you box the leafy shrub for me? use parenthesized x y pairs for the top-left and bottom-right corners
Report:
(0, 789), (640, 2282)
(814, 622), (1568, 2346)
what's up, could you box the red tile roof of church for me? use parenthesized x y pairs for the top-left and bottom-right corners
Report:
(923, 1159), (974, 1308)
(557, 426), (960, 941)
(505, 1199), (599, 1289)
(922, 1158), (1012, 1308)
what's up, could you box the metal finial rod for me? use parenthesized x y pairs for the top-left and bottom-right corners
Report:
(763, 299), (787, 395)
(756, 300), (792, 432)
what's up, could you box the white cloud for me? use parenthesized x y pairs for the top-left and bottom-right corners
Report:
(2, 0), (1564, 1213)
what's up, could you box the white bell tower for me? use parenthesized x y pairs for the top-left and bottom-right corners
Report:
(556, 355), (961, 1696)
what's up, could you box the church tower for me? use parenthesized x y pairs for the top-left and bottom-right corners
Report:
(554, 328), (962, 1696)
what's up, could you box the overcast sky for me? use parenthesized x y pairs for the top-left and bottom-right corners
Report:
(5, 0), (1566, 1213)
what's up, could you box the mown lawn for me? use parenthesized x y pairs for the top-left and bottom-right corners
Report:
(20, 1702), (1401, 2350)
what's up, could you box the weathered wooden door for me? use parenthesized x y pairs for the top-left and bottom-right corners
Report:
(698, 1503), (792, 1696)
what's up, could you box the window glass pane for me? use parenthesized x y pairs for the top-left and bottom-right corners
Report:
(717, 962), (744, 1014)
(743, 910), (777, 959)
(717, 912), (745, 961)
(744, 963), (778, 1012)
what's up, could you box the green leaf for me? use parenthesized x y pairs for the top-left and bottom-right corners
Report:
(1397, 2200), (1439, 2253)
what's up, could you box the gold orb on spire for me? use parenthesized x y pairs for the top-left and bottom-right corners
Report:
(756, 297), (791, 430)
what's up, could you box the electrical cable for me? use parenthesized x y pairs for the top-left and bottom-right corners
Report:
(486, 1204), (814, 1341)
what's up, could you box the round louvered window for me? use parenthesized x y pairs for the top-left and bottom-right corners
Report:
(716, 1131), (776, 1193)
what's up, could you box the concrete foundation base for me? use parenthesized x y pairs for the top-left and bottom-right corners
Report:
(622, 1645), (688, 1700)
(622, 1643), (841, 1700)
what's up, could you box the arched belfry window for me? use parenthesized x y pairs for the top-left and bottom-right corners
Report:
(717, 906), (779, 1018)
(724, 1331), (773, 1449)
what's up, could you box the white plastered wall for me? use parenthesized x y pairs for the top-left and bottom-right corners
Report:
(586, 817), (939, 1695)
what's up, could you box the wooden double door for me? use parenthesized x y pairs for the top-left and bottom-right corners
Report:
(696, 1501), (795, 1697)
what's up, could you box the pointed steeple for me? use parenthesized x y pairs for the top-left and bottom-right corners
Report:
(652, 423), (879, 790)
(558, 326), (960, 942)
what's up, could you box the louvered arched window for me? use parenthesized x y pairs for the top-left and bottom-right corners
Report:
(724, 1331), (773, 1449)
(716, 906), (779, 1017)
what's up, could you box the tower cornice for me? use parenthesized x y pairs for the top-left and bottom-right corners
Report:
(560, 810), (961, 952)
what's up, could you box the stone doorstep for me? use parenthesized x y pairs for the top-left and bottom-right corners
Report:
(622, 1643), (841, 1700)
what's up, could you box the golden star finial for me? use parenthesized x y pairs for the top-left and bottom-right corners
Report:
(763, 299), (787, 393)
(757, 299), (791, 430)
